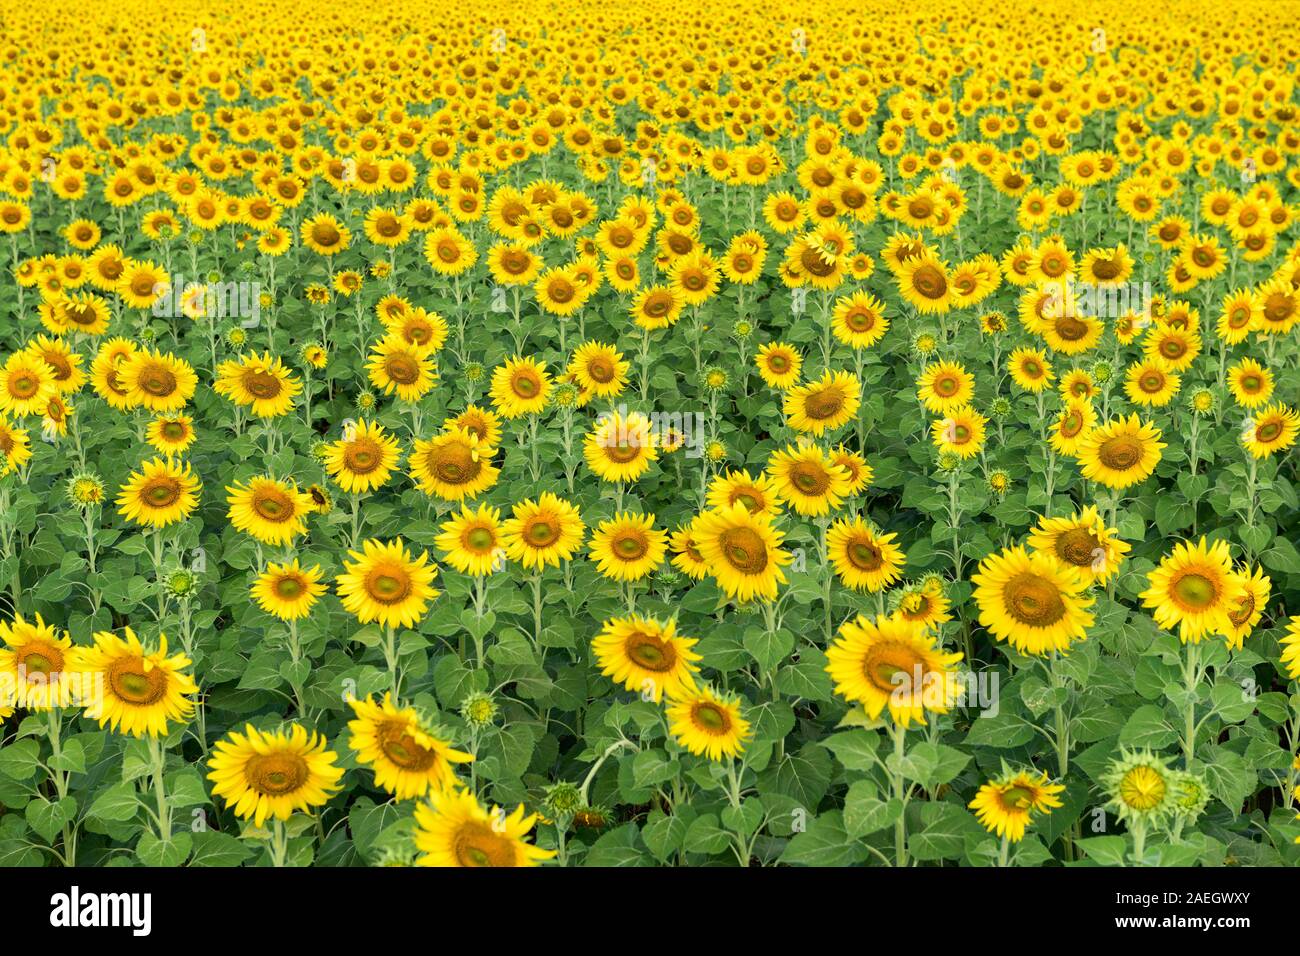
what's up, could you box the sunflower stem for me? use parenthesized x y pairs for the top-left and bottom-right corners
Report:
(891, 721), (908, 867)
(148, 735), (172, 844)
(1183, 641), (1201, 770)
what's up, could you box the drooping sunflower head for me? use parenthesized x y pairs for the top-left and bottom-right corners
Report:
(412, 787), (554, 867)
(348, 693), (474, 801)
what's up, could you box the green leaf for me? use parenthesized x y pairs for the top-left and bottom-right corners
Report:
(1077, 835), (1129, 866)
(88, 781), (142, 823)
(1118, 704), (1178, 748)
(779, 811), (870, 866)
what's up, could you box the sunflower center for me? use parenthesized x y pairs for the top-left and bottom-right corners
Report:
(385, 355), (420, 385)
(803, 387), (845, 420)
(274, 575), (304, 599)
(246, 751), (309, 795)
(378, 721), (436, 771)
(789, 463), (830, 496)
(525, 517), (561, 547)
(18, 644), (63, 677)
(253, 487), (294, 522)
(848, 539), (882, 571)
(911, 264), (947, 298)
(614, 531), (648, 560)
(366, 567), (412, 604)
(691, 702), (731, 735)
(604, 439), (643, 464)
(626, 631), (676, 672)
(242, 370), (282, 399)
(1056, 528), (1100, 568)
(344, 438), (382, 474)
(453, 823), (516, 867)
(1172, 572), (1217, 609)
(511, 371), (539, 398)
(311, 223), (341, 247)
(1256, 421), (1281, 442)
(719, 527), (768, 574)
(107, 658), (167, 705)
(430, 441), (478, 484)
(9, 372), (38, 399)
(587, 357), (615, 383)
(465, 527), (495, 552)
(139, 366), (178, 397)
(1098, 435), (1142, 470)
(1004, 572), (1066, 627)
(143, 478), (182, 508)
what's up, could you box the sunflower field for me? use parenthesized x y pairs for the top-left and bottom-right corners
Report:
(0, 0), (1299, 872)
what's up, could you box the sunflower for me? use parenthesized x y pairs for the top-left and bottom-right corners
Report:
(706, 469), (782, 518)
(324, 419), (402, 493)
(1242, 403), (1300, 459)
(1227, 358), (1273, 409)
(1028, 506), (1128, 586)
(79, 628), (197, 737)
(0, 416), (33, 476)
(336, 538), (439, 629)
(1142, 323), (1201, 372)
(300, 212), (351, 256)
(664, 684), (751, 760)
(666, 521), (708, 582)
(589, 512), (668, 581)
(916, 360), (974, 413)
(146, 414), (197, 456)
(367, 337), (438, 404)
(1140, 537), (1244, 643)
(831, 291), (890, 349)
(0, 614), (81, 710)
(1048, 398), (1096, 457)
(583, 411), (658, 482)
(251, 560), (327, 621)
(208, 724), (344, 826)
(489, 356), (551, 418)
(119, 349), (198, 414)
(348, 694), (473, 800)
(436, 504), (505, 576)
(115, 261), (169, 310)
(1124, 358), (1181, 407)
(630, 286), (684, 330)
(694, 503), (791, 602)
(825, 612), (964, 726)
(972, 546), (1095, 656)
(116, 457), (201, 528)
(413, 788), (554, 867)
(969, 770), (1065, 843)
(409, 427), (498, 502)
(444, 404), (503, 448)
(1222, 564), (1270, 650)
(1076, 414), (1165, 489)
(568, 341), (629, 399)
(1007, 347), (1054, 392)
(827, 517), (905, 592)
(0, 350), (56, 417)
(765, 444), (851, 516)
(755, 341), (803, 390)
(931, 405), (987, 459)
(896, 252), (953, 313)
(213, 352), (301, 418)
(28, 335), (85, 394)
(783, 369), (860, 436)
(226, 476), (313, 546)
(501, 493), (586, 570)
(1279, 617), (1300, 681)
(592, 614), (701, 702)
